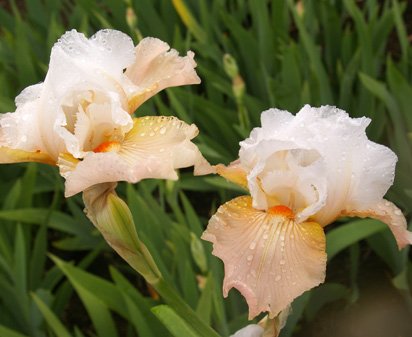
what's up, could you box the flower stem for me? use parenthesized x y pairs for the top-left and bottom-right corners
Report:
(152, 278), (222, 337)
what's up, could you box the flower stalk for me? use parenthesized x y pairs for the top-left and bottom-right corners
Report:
(83, 183), (221, 337)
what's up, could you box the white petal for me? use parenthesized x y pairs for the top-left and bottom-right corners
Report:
(53, 29), (135, 79)
(202, 196), (326, 319)
(230, 325), (263, 337)
(125, 37), (201, 112)
(15, 83), (43, 107)
(343, 199), (412, 249)
(239, 105), (398, 226)
(0, 100), (45, 152)
(38, 29), (135, 158)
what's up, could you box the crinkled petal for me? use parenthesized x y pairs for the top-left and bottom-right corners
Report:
(125, 37), (201, 112)
(202, 196), (326, 319)
(343, 199), (412, 249)
(241, 138), (328, 221)
(239, 105), (398, 226)
(53, 29), (135, 81)
(61, 116), (212, 196)
(39, 29), (135, 158)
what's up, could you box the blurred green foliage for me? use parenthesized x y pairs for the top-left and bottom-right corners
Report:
(0, 0), (411, 336)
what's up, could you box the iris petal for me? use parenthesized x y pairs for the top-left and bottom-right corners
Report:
(61, 116), (212, 196)
(343, 199), (412, 249)
(125, 37), (201, 112)
(202, 196), (326, 319)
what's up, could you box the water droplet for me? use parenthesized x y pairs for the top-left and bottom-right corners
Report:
(159, 148), (165, 153)
(140, 132), (145, 137)
(275, 275), (281, 281)
(395, 209), (402, 216)
(247, 255), (253, 261)
(159, 127), (166, 135)
(263, 233), (268, 240)
(249, 242), (256, 250)
(280, 259), (286, 265)
(149, 132), (155, 137)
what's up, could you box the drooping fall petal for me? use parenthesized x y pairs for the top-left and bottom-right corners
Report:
(202, 196), (326, 319)
(60, 116), (212, 197)
(342, 199), (412, 249)
(125, 37), (201, 112)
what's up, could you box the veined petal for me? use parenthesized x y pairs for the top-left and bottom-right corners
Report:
(125, 37), (201, 112)
(0, 147), (54, 165)
(342, 199), (412, 249)
(202, 196), (326, 319)
(216, 160), (248, 189)
(121, 116), (210, 174)
(61, 116), (212, 197)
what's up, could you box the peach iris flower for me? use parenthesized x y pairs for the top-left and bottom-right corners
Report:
(0, 29), (210, 196)
(202, 105), (412, 319)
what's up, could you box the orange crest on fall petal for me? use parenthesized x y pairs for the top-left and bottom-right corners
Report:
(267, 205), (294, 219)
(93, 141), (121, 153)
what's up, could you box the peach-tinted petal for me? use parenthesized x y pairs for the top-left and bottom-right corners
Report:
(0, 147), (54, 165)
(61, 116), (212, 196)
(125, 37), (200, 112)
(342, 199), (412, 249)
(216, 159), (248, 189)
(202, 196), (326, 319)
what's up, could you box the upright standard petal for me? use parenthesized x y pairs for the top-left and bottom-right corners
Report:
(343, 199), (412, 249)
(41, 29), (135, 158)
(238, 105), (400, 226)
(125, 37), (201, 112)
(202, 196), (326, 319)
(61, 116), (212, 196)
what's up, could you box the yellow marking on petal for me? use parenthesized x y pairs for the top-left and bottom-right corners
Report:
(267, 205), (295, 219)
(93, 141), (121, 153)
(0, 147), (55, 165)
(57, 152), (80, 178)
(128, 83), (159, 113)
(216, 162), (248, 189)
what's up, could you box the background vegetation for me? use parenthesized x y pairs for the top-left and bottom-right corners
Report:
(0, 0), (411, 336)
